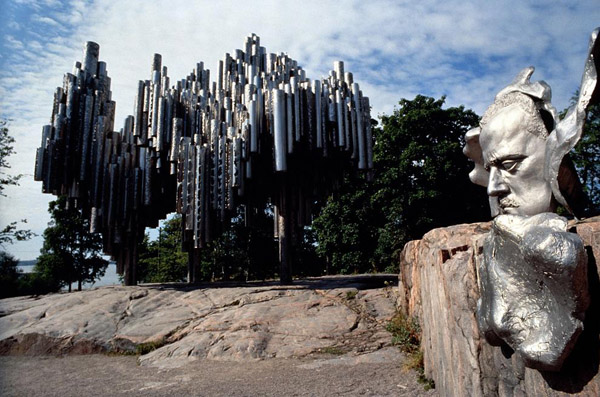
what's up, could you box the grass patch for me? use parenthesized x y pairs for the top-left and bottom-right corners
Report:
(135, 339), (167, 355)
(319, 346), (346, 355)
(345, 290), (358, 300)
(387, 311), (435, 390)
(418, 371), (436, 390)
(387, 311), (421, 354)
(104, 350), (137, 357)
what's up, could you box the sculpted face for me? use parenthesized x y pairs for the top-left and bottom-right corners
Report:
(479, 104), (554, 216)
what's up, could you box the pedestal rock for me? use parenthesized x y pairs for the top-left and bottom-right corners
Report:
(397, 218), (600, 396)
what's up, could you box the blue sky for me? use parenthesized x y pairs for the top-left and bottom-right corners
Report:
(1, 0), (599, 260)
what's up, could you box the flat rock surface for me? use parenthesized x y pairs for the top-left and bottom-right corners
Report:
(0, 275), (437, 396)
(0, 350), (436, 396)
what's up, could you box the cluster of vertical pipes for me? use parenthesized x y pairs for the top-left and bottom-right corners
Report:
(35, 35), (373, 284)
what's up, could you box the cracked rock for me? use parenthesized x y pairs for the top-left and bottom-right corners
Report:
(0, 276), (398, 369)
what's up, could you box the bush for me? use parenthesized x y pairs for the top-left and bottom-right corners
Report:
(0, 251), (20, 298)
(0, 252), (63, 298)
(387, 311), (421, 354)
(387, 311), (435, 390)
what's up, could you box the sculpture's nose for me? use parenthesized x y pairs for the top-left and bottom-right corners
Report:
(487, 167), (509, 197)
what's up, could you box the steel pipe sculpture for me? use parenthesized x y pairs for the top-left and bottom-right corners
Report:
(464, 28), (599, 371)
(35, 35), (373, 285)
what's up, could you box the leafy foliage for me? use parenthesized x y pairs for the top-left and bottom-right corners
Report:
(0, 252), (62, 297)
(387, 311), (422, 354)
(137, 215), (188, 283)
(0, 119), (21, 196)
(373, 95), (488, 242)
(387, 311), (435, 390)
(0, 251), (21, 298)
(0, 119), (33, 249)
(312, 172), (380, 274)
(0, 220), (34, 246)
(138, 209), (280, 283)
(196, 207), (280, 281)
(289, 225), (323, 278)
(36, 196), (108, 291)
(313, 96), (488, 273)
(565, 97), (600, 215)
(135, 339), (167, 355)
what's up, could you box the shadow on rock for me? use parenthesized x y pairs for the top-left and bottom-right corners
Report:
(541, 246), (600, 392)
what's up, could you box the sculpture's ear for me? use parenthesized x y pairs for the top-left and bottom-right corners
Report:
(546, 27), (600, 217)
(464, 127), (489, 187)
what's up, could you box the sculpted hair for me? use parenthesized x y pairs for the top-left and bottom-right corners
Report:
(480, 91), (550, 139)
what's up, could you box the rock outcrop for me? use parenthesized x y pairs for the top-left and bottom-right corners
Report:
(398, 219), (600, 396)
(0, 276), (399, 369)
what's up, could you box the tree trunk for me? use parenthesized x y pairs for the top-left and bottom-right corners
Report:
(187, 249), (201, 283)
(277, 184), (292, 284)
(78, 279), (82, 291)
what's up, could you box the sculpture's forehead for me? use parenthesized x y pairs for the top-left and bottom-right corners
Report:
(480, 104), (539, 161)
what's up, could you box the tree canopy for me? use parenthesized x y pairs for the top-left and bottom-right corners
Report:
(566, 97), (600, 215)
(0, 119), (21, 196)
(137, 215), (188, 283)
(374, 95), (488, 240)
(0, 251), (21, 298)
(36, 196), (108, 291)
(137, 209), (281, 283)
(0, 119), (33, 247)
(312, 95), (489, 273)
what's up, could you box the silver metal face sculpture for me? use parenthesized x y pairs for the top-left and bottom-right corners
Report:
(479, 94), (555, 217)
(464, 28), (599, 371)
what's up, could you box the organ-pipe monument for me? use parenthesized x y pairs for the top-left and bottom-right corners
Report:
(34, 35), (373, 285)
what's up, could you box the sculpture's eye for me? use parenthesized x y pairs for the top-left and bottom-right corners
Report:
(500, 159), (520, 172)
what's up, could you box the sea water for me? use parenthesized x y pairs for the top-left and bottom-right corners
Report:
(17, 262), (122, 289)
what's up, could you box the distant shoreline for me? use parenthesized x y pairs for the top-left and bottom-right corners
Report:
(16, 263), (121, 289)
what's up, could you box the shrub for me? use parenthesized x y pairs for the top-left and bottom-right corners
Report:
(387, 311), (435, 390)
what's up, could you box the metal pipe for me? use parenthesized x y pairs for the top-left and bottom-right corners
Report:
(353, 83), (366, 169)
(273, 89), (287, 172)
(285, 84), (294, 153)
(82, 41), (99, 77)
(314, 80), (322, 149)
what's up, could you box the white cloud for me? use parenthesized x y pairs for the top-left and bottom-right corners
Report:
(31, 14), (62, 27)
(4, 35), (25, 50)
(7, 20), (21, 31)
(1, 0), (599, 259)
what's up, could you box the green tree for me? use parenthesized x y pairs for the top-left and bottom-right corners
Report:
(312, 172), (379, 274)
(196, 208), (278, 282)
(374, 95), (488, 245)
(0, 119), (21, 196)
(313, 96), (489, 272)
(0, 220), (34, 246)
(0, 251), (21, 298)
(36, 196), (108, 291)
(137, 209), (278, 284)
(199, 224), (248, 281)
(0, 251), (59, 297)
(563, 96), (600, 215)
(234, 207), (278, 280)
(137, 214), (188, 283)
(0, 119), (33, 247)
